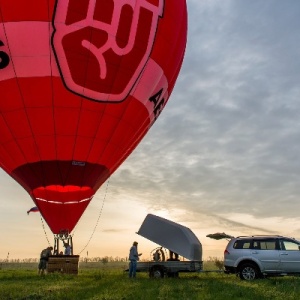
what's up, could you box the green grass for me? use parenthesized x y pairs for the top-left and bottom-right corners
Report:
(0, 262), (300, 299)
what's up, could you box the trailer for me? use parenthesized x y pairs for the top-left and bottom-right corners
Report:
(133, 214), (204, 278)
(136, 254), (203, 278)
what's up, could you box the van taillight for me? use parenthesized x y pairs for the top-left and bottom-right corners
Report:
(224, 249), (230, 255)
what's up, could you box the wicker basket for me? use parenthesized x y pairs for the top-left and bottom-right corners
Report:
(47, 255), (79, 274)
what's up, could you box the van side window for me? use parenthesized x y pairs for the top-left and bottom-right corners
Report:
(252, 241), (260, 249)
(260, 241), (276, 250)
(281, 240), (300, 251)
(233, 240), (251, 249)
(251, 239), (278, 250)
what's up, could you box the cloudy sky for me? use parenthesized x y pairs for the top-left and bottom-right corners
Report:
(1, 0), (300, 260)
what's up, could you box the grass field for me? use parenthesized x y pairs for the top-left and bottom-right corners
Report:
(0, 261), (300, 300)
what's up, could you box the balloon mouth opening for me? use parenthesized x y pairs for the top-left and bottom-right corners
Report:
(32, 185), (94, 204)
(31, 186), (93, 234)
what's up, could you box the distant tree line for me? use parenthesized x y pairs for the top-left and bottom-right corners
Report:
(80, 256), (132, 263)
(0, 256), (129, 264)
(0, 258), (38, 263)
(0, 256), (224, 269)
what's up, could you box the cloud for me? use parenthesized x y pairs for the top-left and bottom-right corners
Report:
(108, 0), (300, 224)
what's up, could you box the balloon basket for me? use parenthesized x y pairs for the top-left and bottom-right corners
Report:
(47, 255), (79, 275)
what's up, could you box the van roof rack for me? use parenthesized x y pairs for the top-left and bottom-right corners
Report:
(236, 235), (283, 238)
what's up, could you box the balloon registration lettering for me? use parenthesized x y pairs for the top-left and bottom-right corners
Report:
(149, 88), (165, 120)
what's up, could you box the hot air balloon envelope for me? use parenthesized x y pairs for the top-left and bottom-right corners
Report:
(0, 0), (188, 233)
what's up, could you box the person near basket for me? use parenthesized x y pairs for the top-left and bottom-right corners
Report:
(64, 242), (72, 255)
(38, 246), (53, 275)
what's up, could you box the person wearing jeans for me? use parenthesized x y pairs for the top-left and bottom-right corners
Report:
(128, 241), (142, 278)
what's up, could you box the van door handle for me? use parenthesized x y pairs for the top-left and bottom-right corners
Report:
(280, 253), (288, 255)
(251, 251), (258, 254)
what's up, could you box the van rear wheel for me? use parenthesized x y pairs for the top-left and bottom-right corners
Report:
(239, 263), (259, 281)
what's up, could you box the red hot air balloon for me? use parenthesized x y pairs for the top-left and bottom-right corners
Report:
(0, 0), (188, 234)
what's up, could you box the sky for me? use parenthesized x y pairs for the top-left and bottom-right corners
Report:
(1, 0), (300, 261)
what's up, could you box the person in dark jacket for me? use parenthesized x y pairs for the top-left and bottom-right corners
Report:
(38, 246), (53, 275)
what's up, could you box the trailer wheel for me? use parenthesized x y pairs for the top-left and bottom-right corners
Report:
(150, 266), (164, 278)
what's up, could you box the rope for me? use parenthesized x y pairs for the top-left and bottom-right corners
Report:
(40, 215), (51, 246)
(77, 179), (109, 255)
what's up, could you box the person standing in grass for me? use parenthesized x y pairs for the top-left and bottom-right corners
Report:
(38, 246), (53, 275)
(128, 241), (142, 278)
